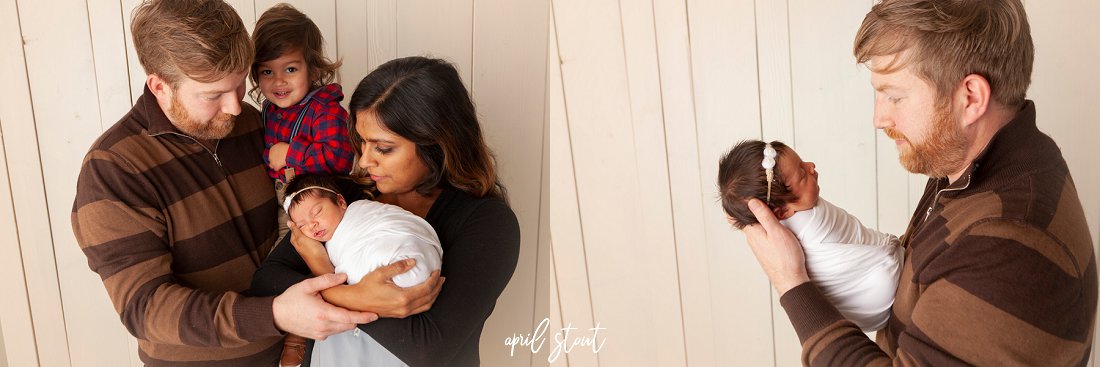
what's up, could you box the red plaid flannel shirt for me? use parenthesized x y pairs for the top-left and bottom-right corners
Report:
(262, 83), (355, 181)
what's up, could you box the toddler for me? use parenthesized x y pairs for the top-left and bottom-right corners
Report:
(283, 174), (442, 366)
(251, 4), (356, 365)
(250, 3), (355, 242)
(718, 140), (902, 332)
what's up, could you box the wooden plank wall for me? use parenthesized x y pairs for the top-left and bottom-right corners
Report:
(0, 1), (548, 366)
(547, 0), (1100, 366)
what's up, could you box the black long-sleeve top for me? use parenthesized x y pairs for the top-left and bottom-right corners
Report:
(250, 182), (521, 366)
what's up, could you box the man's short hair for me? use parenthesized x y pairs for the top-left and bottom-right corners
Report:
(131, 0), (253, 87)
(854, 0), (1034, 107)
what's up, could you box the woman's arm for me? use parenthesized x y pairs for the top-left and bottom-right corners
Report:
(249, 234), (311, 297)
(319, 260), (442, 315)
(357, 200), (521, 366)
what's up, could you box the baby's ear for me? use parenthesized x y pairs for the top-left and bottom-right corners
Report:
(337, 194), (347, 208)
(773, 206), (791, 220)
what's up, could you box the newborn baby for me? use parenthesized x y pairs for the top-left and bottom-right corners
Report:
(718, 140), (902, 332)
(282, 173), (442, 367)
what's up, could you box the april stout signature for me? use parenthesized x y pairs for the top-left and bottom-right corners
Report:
(504, 317), (607, 362)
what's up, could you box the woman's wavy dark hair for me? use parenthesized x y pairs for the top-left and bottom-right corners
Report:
(347, 56), (507, 202)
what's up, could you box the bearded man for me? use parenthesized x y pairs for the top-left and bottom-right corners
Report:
(739, 0), (1097, 365)
(70, 1), (376, 365)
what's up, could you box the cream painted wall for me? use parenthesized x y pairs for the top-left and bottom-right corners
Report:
(547, 0), (1100, 366)
(0, 0), (548, 366)
(0, 320), (7, 367)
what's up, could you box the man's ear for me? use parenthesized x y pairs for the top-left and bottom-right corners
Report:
(957, 73), (991, 128)
(147, 74), (172, 102)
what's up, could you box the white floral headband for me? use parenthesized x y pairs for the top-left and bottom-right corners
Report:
(283, 186), (340, 212)
(761, 143), (777, 203)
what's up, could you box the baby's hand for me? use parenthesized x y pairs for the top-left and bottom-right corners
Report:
(288, 219), (335, 276)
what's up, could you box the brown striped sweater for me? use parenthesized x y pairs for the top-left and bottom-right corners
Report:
(71, 87), (283, 366)
(780, 101), (1097, 366)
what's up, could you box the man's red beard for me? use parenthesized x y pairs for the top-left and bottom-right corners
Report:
(168, 93), (236, 140)
(884, 104), (968, 178)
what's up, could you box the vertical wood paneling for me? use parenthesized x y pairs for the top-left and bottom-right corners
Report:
(396, 0), (474, 85)
(533, 110), (566, 367)
(471, 0), (549, 365)
(545, 11), (598, 366)
(88, 0), (135, 126)
(755, 1), (794, 143)
(651, 0), (716, 364)
(785, 1), (881, 364)
(121, 0), (144, 104)
(876, 133), (916, 236)
(686, 0), (776, 365)
(57, 0), (145, 364)
(224, 0), (256, 32)
(366, 0), (397, 72)
(15, 0), (112, 365)
(788, 0), (877, 227)
(617, 0), (690, 362)
(554, 0), (688, 364)
(753, 2), (803, 364)
(335, 0), (369, 105)
(0, 321), (6, 367)
(543, 250), (569, 367)
(0, 1), (41, 365)
(531, 124), (551, 367)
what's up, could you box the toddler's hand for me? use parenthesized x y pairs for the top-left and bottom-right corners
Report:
(268, 142), (290, 170)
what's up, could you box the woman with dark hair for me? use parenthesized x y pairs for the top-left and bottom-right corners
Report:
(251, 56), (520, 367)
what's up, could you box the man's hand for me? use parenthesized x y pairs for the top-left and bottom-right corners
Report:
(740, 198), (811, 295)
(272, 273), (378, 340)
(268, 142), (290, 171)
(321, 259), (444, 318)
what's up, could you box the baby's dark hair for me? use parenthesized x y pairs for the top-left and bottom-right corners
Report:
(717, 140), (798, 229)
(284, 174), (345, 211)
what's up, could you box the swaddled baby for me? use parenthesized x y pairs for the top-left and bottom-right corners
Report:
(282, 173), (442, 366)
(718, 140), (902, 332)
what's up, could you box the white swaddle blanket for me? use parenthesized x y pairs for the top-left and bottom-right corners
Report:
(781, 197), (902, 332)
(311, 200), (443, 367)
(326, 200), (442, 287)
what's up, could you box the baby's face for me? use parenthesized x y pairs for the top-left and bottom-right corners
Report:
(288, 194), (347, 242)
(777, 150), (820, 213)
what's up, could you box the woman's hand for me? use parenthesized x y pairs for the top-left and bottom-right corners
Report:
(320, 259), (445, 317)
(288, 219), (335, 276)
